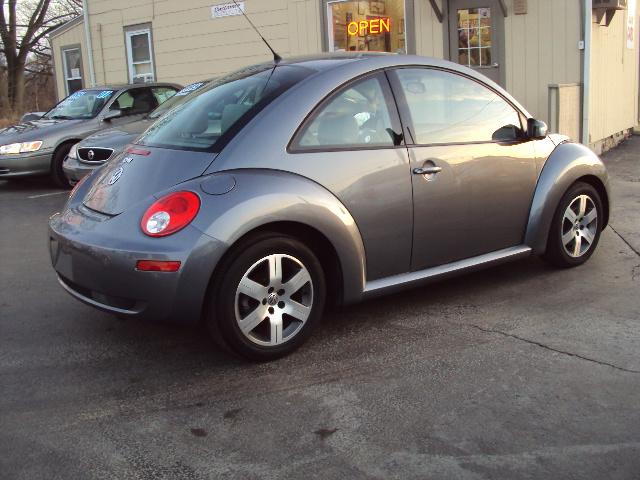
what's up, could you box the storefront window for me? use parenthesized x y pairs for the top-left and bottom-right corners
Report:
(327, 0), (406, 53)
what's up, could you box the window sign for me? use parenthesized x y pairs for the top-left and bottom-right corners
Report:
(627, 0), (636, 50)
(327, 0), (406, 53)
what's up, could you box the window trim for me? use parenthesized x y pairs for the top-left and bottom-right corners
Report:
(125, 26), (155, 83)
(61, 45), (84, 95)
(288, 70), (405, 154)
(386, 65), (528, 147)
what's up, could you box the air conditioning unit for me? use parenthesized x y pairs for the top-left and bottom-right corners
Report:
(593, 0), (627, 10)
(133, 73), (154, 84)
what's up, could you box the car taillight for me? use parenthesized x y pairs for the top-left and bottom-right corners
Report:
(69, 174), (89, 199)
(141, 191), (200, 237)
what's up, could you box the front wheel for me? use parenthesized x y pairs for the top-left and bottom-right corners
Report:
(207, 233), (326, 361)
(543, 182), (603, 268)
(50, 144), (73, 188)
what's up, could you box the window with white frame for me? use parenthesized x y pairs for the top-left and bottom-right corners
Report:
(62, 47), (83, 95)
(125, 27), (155, 83)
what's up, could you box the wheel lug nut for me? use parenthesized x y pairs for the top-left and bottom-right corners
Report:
(278, 301), (285, 309)
(268, 307), (274, 314)
(262, 299), (267, 305)
(277, 289), (285, 296)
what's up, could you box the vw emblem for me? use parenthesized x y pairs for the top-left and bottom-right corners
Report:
(267, 292), (279, 306)
(87, 149), (95, 161)
(108, 166), (124, 185)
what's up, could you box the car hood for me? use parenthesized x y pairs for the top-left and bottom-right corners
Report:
(83, 146), (217, 216)
(0, 118), (85, 144)
(78, 118), (152, 149)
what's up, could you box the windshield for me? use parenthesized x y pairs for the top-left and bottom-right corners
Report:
(44, 89), (115, 120)
(137, 65), (312, 152)
(147, 81), (209, 119)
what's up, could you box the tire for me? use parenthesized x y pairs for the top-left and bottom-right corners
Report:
(206, 232), (326, 361)
(543, 181), (603, 268)
(50, 144), (73, 189)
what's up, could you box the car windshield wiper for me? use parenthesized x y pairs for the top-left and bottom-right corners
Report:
(50, 115), (73, 120)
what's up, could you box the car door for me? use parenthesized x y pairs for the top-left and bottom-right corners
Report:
(288, 72), (413, 280)
(387, 67), (538, 270)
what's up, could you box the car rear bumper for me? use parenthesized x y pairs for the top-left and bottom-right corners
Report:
(0, 151), (52, 178)
(48, 205), (226, 323)
(63, 156), (102, 183)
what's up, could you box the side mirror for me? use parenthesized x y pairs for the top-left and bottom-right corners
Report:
(527, 118), (548, 139)
(103, 109), (122, 121)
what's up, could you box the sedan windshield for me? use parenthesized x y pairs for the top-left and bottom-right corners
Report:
(137, 64), (312, 152)
(147, 81), (210, 120)
(44, 89), (115, 120)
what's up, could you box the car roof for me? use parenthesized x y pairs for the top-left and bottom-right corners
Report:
(81, 82), (182, 92)
(274, 53), (531, 118)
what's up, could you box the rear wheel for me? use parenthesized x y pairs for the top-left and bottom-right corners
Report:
(206, 233), (326, 361)
(543, 182), (603, 268)
(50, 143), (73, 188)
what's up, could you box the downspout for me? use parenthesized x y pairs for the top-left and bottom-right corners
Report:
(82, 0), (97, 86)
(582, 0), (592, 146)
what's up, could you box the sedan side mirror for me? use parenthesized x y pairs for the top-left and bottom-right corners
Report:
(527, 118), (548, 139)
(103, 109), (122, 122)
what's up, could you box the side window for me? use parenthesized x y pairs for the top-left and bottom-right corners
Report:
(393, 68), (523, 145)
(111, 91), (134, 111)
(111, 89), (158, 116)
(295, 74), (399, 150)
(152, 87), (177, 105)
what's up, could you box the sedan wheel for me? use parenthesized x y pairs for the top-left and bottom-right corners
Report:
(208, 233), (326, 361)
(543, 182), (603, 268)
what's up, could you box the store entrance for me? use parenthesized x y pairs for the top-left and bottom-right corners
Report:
(448, 0), (504, 85)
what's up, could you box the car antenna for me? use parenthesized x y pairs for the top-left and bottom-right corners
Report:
(231, 0), (282, 64)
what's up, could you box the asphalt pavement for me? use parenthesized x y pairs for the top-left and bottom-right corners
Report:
(1, 138), (639, 479)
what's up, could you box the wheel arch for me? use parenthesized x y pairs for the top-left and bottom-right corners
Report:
(191, 170), (368, 310)
(50, 139), (81, 167)
(524, 142), (611, 254)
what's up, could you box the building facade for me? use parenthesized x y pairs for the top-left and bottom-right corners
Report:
(50, 0), (639, 153)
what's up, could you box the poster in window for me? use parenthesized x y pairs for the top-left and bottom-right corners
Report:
(627, 0), (636, 49)
(369, 1), (385, 14)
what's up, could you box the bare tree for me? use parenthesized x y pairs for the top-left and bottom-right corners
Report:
(0, 0), (81, 114)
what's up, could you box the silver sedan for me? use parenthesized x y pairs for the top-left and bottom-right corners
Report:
(49, 54), (610, 360)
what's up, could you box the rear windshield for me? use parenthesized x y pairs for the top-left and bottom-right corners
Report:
(136, 65), (312, 152)
(44, 89), (115, 120)
(147, 81), (210, 120)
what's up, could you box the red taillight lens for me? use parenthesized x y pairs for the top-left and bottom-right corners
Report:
(69, 174), (89, 199)
(141, 191), (201, 237)
(136, 260), (181, 272)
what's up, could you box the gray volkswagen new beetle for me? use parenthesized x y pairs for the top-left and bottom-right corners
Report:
(49, 54), (610, 360)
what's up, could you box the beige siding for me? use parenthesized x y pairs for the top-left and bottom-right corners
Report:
(85, 0), (320, 86)
(51, 21), (89, 100)
(589, 9), (639, 144)
(503, 0), (582, 124)
(414, 0), (444, 58)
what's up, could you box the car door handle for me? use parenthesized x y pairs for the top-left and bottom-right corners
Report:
(413, 166), (442, 175)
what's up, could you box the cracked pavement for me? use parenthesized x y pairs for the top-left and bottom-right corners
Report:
(1, 137), (640, 479)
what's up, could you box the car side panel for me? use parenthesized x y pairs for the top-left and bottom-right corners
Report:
(188, 170), (368, 305)
(524, 141), (611, 254)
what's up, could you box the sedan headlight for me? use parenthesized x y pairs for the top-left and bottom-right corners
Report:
(68, 143), (79, 160)
(0, 141), (43, 155)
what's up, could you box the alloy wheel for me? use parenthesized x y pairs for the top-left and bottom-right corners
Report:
(234, 254), (313, 347)
(561, 194), (598, 258)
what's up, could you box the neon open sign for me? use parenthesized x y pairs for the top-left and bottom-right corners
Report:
(347, 18), (391, 36)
